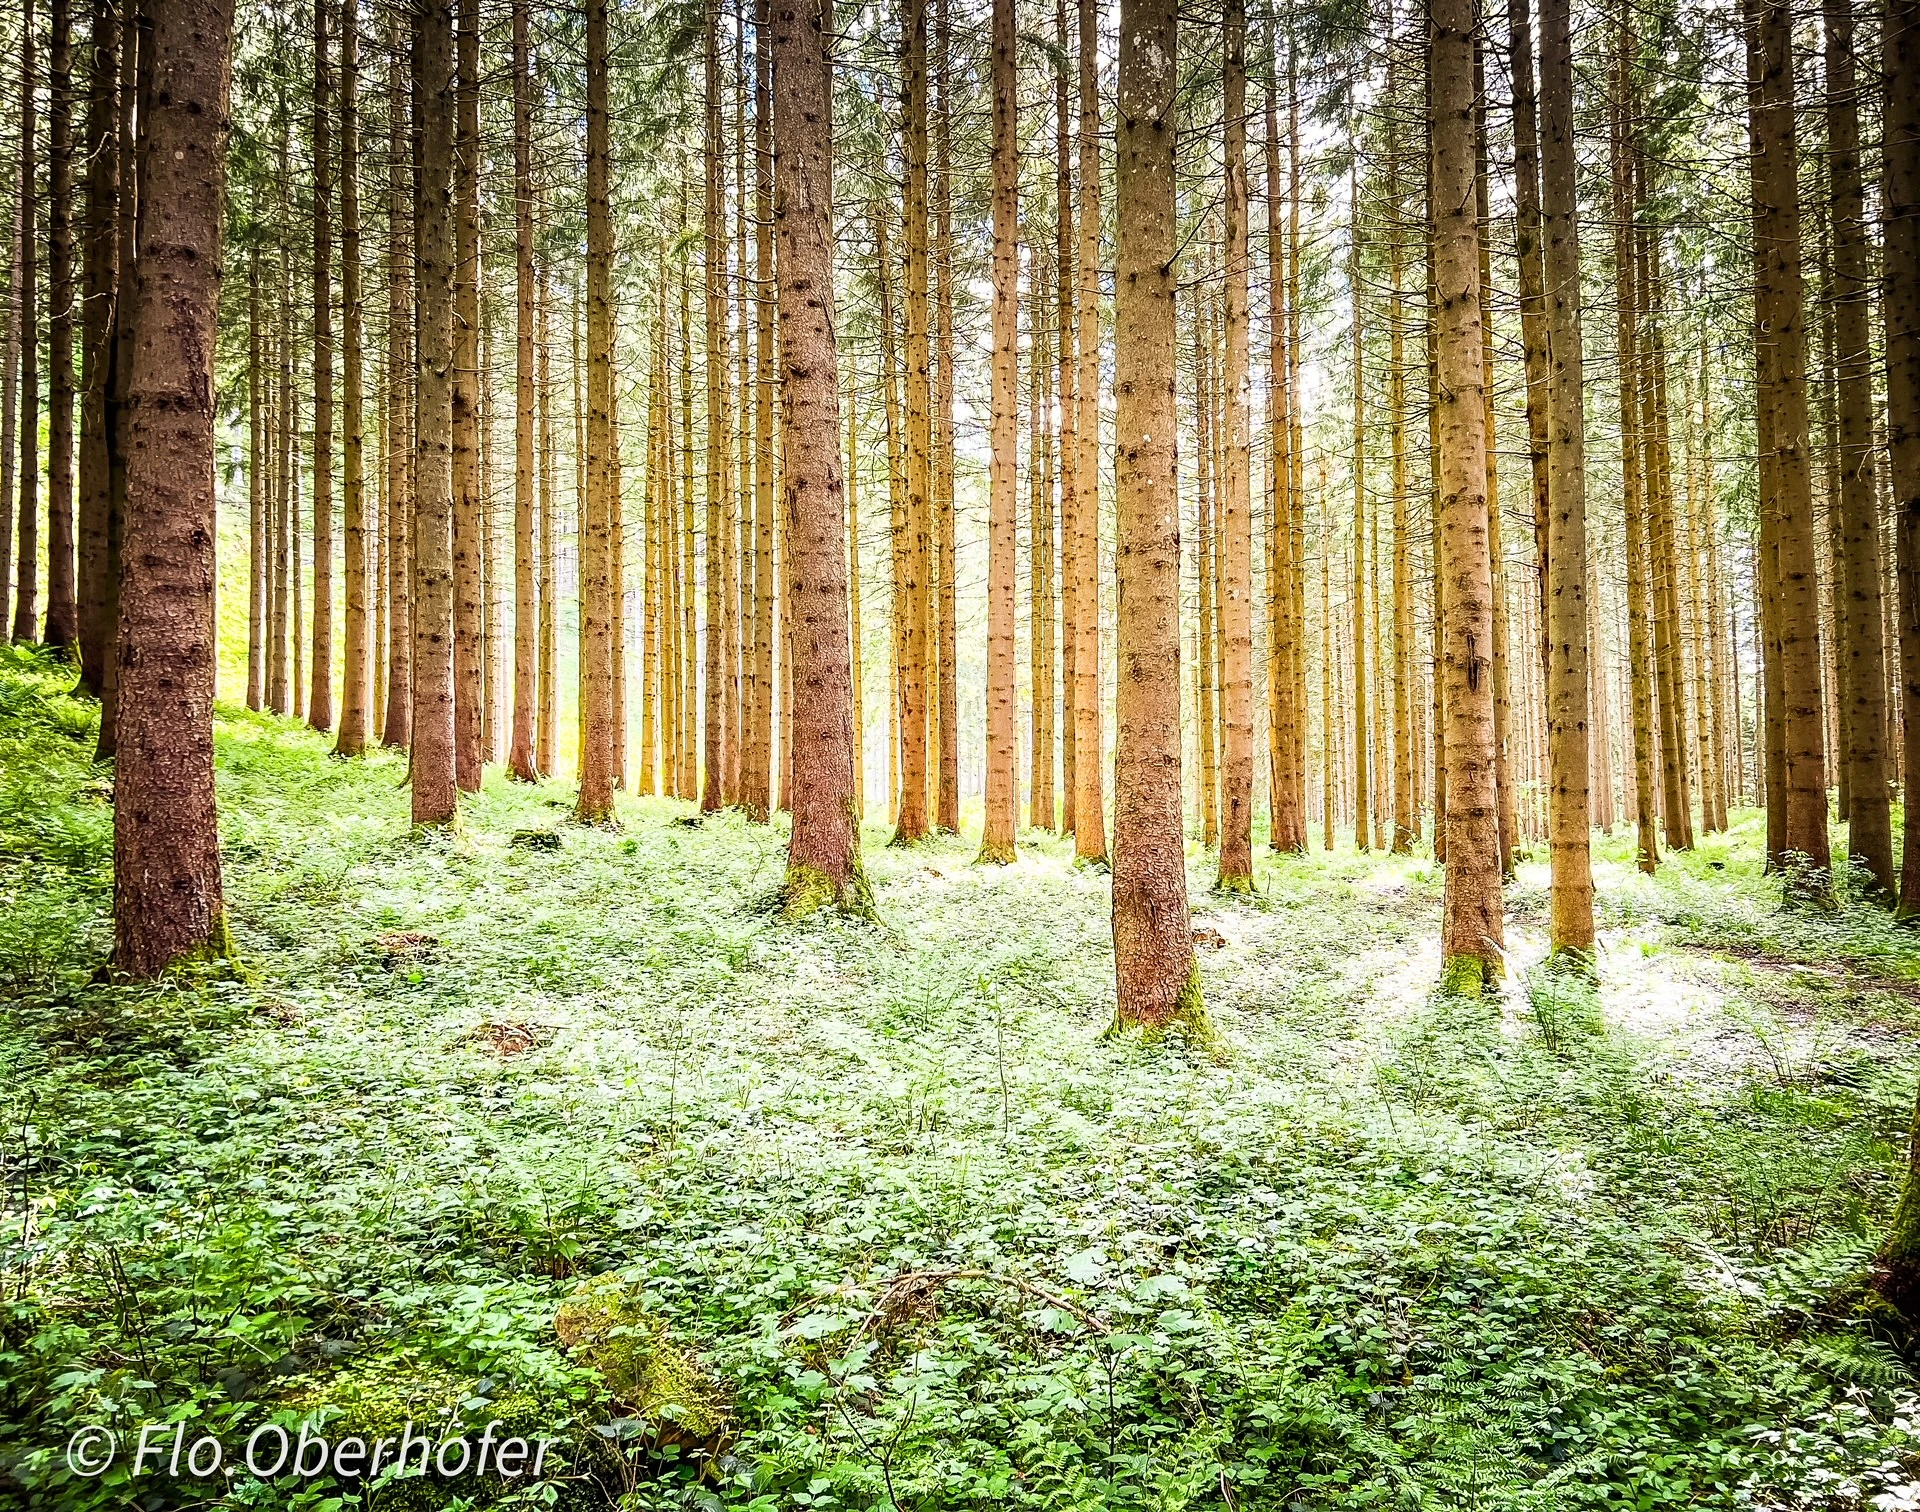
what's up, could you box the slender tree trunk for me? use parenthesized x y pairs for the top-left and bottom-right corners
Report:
(774, 0), (866, 912)
(1072, 0), (1106, 862)
(308, 0), (334, 731)
(1883, 0), (1920, 919)
(877, 205), (905, 824)
(383, 16), (412, 749)
(1216, 0), (1254, 889)
(112, 0), (235, 976)
(1825, 0), (1893, 891)
(410, 0), (457, 826)
(448, 0), (480, 786)
(1350, 162), (1369, 851)
(575, 0), (616, 821)
(94, 6), (136, 754)
(248, 251), (264, 710)
(1747, 0), (1832, 888)
(1, 143), (16, 643)
(1538, 0), (1594, 957)
(1433, 0), (1504, 990)
(978, 0), (1018, 863)
(506, 0), (537, 780)
(893, 0), (931, 844)
(77, 0), (119, 696)
(1030, 248), (1054, 831)
(538, 249), (558, 775)
(1265, 55), (1303, 854)
(1111, 0), (1197, 1035)
(1197, 307), (1218, 847)
(1388, 61), (1414, 855)
(1055, 0), (1077, 831)
(15, 0), (40, 646)
(45, 0), (77, 649)
(336, 0), (369, 756)
(930, 0), (957, 834)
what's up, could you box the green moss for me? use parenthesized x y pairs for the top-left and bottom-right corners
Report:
(1540, 942), (1598, 983)
(976, 839), (1017, 866)
(1215, 870), (1256, 896)
(1439, 952), (1497, 998)
(1106, 960), (1221, 1058)
(781, 860), (878, 923)
(552, 1275), (727, 1443)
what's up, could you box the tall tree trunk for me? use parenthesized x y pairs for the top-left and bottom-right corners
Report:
(1538, 0), (1594, 958)
(1265, 52), (1302, 854)
(44, 0), (76, 649)
(309, 0), (334, 731)
(1349, 162), (1369, 851)
(1, 135), (16, 643)
(577, 0), (616, 822)
(775, 0), (867, 914)
(979, 0), (1018, 863)
(14, 0), (39, 646)
(700, 0), (730, 813)
(94, 3), (135, 754)
(77, 0), (119, 695)
(744, 0), (774, 819)
(337, 0), (369, 756)
(382, 15), (412, 749)
(1886, 0), (1920, 920)
(1826, 0), (1893, 891)
(112, 0), (235, 976)
(538, 247), (558, 774)
(1747, 0), (1832, 888)
(1433, 0), (1504, 991)
(1029, 249), (1053, 830)
(1217, 0), (1253, 889)
(1072, 0), (1106, 862)
(507, 0), (537, 780)
(410, 0), (457, 826)
(1055, 0), (1077, 831)
(1387, 51), (1415, 857)
(248, 251), (264, 710)
(450, 0), (480, 787)
(1197, 307), (1218, 847)
(893, 0), (931, 844)
(1111, 0), (1198, 1036)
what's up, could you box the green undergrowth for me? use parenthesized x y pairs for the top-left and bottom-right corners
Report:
(5, 646), (1920, 1511)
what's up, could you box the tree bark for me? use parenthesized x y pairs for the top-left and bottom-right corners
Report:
(576, 0), (616, 822)
(382, 13), (412, 749)
(336, 0), (369, 756)
(1072, 0), (1106, 862)
(1217, 0), (1253, 889)
(112, 0), (235, 977)
(309, 0), (334, 731)
(45, 0), (77, 649)
(1538, 0), (1594, 958)
(1432, 0), (1505, 990)
(450, 0), (481, 787)
(1110, 0), (1198, 1036)
(979, 0), (1017, 863)
(893, 0), (931, 844)
(77, 0), (119, 696)
(1886, 0), (1920, 919)
(507, 0), (538, 781)
(410, 0), (457, 826)
(14, 0), (39, 646)
(774, 0), (866, 914)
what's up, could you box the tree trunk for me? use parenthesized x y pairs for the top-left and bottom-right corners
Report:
(112, 0), (235, 976)
(248, 250), (264, 710)
(1747, 0), (1832, 889)
(1110, 0), (1198, 1036)
(1387, 56), (1414, 855)
(538, 247), (558, 774)
(507, 0), (537, 780)
(744, 0), (775, 820)
(1030, 247), (1055, 830)
(336, 0), (369, 757)
(1432, 0), (1505, 991)
(893, 0), (931, 844)
(979, 0), (1017, 863)
(1197, 306), (1217, 848)
(309, 0), (335, 731)
(1885, 0), (1920, 919)
(1217, 0), (1253, 889)
(382, 14), (412, 749)
(774, 0), (866, 914)
(77, 0), (120, 697)
(410, 0), (457, 827)
(1265, 53), (1303, 854)
(45, 0), (77, 649)
(14, 0), (39, 646)
(1350, 163), (1369, 852)
(1072, 0), (1105, 863)
(1826, 0), (1892, 891)
(449, 0), (480, 787)
(1538, 0), (1594, 958)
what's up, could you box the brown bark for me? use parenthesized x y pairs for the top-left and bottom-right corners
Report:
(1388, 60), (1413, 855)
(1197, 305), (1218, 848)
(336, 0), (369, 757)
(1538, 0), (1594, 956)
(1056, 0), (1077, 830)
(1475, 50), (1516, 878)
(309, 0), (335, 732)
(538, 249), (558, 775)
(1350, 163), (1369, 851)
(1886, 0), (1920, 917)
(893, 0), (931, 845)
(1110, 0), (1197, 1035)
(1265, 52), (1304, 854)
(14, 0), (38, 646)
(932, 0), (957, 834)
(1747, 0), (1832, 887)
(1217, 0), (1253, 889)
(450, 0), (480, 787)
(45, 0), (76, 649)
(112, 0), (235, 977)
(507, 0), (538, 781)
(248, 250), (264, 710)
(410, 0), (457, 827)
(979, 0), (1018, 864)
(382, 15), (412, 749)
(1072, 0), (1105, 862)
(745, 0), (775, 820)
(77, 0), (120, 697)
(774, 0), (866, 914)
(576, 0), (616, 822)
(1433, 0), (1504, 990)
(700, 0), (731, 812)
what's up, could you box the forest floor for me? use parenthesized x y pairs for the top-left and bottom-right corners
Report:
(6, 646), (1920, 1512)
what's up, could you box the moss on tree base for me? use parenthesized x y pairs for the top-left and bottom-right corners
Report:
(976, 840), (1017, 866)
(1107, 961), (1219, 1055)
(1439, 952), (1499, 998)
(781, 861), (878, 922)
(1215, 871), (1256, 896)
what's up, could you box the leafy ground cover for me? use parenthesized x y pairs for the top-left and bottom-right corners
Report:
(5, 645), (1920, 1511)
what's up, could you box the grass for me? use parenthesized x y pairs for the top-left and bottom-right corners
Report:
(4, 644), (1920, 1511)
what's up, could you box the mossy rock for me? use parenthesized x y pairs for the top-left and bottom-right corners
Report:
(273, 1350), (550, 1509)
(553, 1275), (728, 1449)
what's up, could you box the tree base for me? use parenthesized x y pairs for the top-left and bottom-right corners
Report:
(1215, 871), (1255, 896)
(1439, 952), (1499, 998)
(1107, 961), (1219, 1055)
(781, 862), (877, 923)
(976, 840), (1017, 866)
(1541, 943), (1599, 983)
